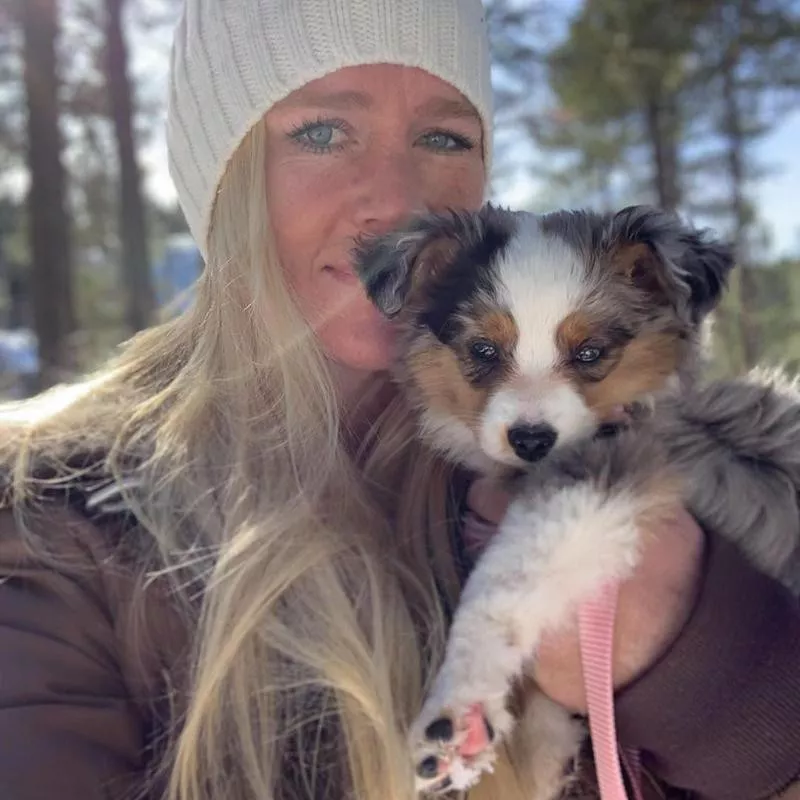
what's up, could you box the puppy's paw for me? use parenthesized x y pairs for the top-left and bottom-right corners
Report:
(411, 701), (512, 794)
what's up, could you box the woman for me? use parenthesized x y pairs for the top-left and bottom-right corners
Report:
(1, 1), (798, 799)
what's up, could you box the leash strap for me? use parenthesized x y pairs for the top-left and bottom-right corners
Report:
(578, 583), (644, 800)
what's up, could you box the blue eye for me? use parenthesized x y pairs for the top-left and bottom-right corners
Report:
(470, 339), (499, 363)
(575, 345), (603, 364)
(305, 124), (334, 146)
(289, 119), (347, 152)
(419, 130), (475, 152)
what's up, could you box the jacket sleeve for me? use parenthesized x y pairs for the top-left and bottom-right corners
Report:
(0, 507), (149, 800)
(615, 530), (800, 800)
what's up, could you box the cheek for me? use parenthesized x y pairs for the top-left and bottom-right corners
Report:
(423, 158), (486, 211)
(265, 157), (356, 312)
(406, 343), (489, 424)
(578, 334), (685, 412)
(265, 157), (341, 282)
(282, 256), (398, 373)
(264, 157), (397, 371)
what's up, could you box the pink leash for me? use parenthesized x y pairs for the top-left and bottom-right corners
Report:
(578, 583), (644, 800)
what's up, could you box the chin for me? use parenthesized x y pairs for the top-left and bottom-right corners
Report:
(317, 303), (398, 374)
(321, 327), (397, 376)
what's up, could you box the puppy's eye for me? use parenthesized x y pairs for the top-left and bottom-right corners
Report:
(575, 345), (603, 364)
(469, 339), (499, 363)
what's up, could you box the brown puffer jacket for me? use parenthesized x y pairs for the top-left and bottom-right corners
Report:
(1, 485), (799, 800)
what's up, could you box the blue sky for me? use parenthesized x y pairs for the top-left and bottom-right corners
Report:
(752, 111), (800, 257)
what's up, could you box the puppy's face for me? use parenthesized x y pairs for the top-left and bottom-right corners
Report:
(355, 205), (734, 472)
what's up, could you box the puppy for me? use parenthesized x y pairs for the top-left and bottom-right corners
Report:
(355, 205), (800, 797)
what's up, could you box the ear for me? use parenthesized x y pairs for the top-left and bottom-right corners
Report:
(353, 205), (514, 318)
(353, 219), (460, 318)
(606, 205), (736, 322)
(676, 227), (737, 317)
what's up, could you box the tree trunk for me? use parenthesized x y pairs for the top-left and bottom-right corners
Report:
(21, 0), (75, 389)
(721, 37), (760, 369)
(105, 0), (154, 333)
(644, 93), (681, 211)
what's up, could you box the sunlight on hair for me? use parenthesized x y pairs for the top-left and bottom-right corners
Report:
(0, 372), (107, 426)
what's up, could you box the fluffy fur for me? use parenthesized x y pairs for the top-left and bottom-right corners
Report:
(355, 204), (800, 798)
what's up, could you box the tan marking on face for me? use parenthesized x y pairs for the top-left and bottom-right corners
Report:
(475, 309), (519, 355)
(577, 332), (686, 414)
(555, 309), (621, 384)
(406, 341), (491, 429)
(555, 309), (593, 357)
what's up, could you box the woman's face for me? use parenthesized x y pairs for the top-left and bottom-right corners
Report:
(264, 64), (486, 391)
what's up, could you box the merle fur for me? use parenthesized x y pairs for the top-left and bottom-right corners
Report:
(354, 205), (515, 343)
(355, 203), (800, 590)
(539, 204), (736, 324)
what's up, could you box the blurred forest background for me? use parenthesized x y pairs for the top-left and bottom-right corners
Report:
(0, 0), (798, 396)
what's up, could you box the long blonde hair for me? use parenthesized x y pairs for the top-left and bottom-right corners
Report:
(1, 123), (528, 800)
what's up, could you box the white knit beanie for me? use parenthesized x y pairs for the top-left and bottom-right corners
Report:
(166, 0), (494, 257)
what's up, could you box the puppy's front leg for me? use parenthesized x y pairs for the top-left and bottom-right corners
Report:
(410, 477), (673, 794)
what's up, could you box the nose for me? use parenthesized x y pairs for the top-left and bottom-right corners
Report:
(507, 423), (558, 463)
(355, 151), (426, 235)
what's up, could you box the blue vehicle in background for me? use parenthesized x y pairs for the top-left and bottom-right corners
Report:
(0, 328), (38, 398)
(153, 233), (203, 313)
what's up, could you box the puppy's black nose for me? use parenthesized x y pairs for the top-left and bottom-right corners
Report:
(507, 423), (557, 462)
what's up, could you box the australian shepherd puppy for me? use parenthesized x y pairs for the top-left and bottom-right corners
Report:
(355, 204), (800, 798)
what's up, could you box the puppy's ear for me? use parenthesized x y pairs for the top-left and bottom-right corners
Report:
(353, 220), (460, 317)
(677, 227), (737, 317)
(354, 206), (514, 318)
(606, 205), (736, 322)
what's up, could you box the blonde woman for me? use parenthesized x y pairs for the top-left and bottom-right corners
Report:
(1, 1), (798, 799)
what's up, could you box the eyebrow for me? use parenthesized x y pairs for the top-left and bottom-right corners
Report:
(284, 90), (481, 123)
(283, 90), (373, 111)
(415, 96), (482, 123)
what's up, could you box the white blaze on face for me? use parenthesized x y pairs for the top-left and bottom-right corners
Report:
(478, 221), (598, 466)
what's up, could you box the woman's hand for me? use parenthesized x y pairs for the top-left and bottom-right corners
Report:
(464, 476), (706, 713)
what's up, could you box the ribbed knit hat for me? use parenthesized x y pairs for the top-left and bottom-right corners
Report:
(166, 0), (494, 257)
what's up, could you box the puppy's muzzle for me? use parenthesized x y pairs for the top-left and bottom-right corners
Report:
(507, 423), (558, 462)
